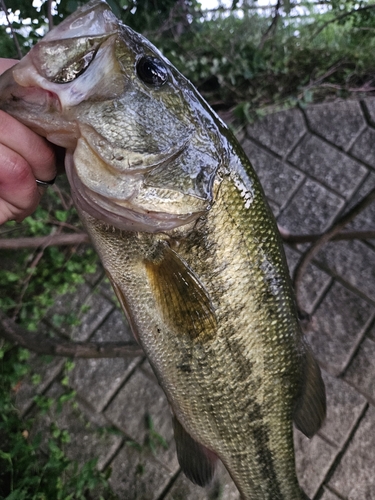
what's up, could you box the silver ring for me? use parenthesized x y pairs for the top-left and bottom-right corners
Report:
(35, 177), (56, 188)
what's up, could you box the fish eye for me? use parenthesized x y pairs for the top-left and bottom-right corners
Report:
(51, 49), (97, 84)
(136, 56), (168, 87)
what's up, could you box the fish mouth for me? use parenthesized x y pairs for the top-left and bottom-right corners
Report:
(65, 145), (206, 233)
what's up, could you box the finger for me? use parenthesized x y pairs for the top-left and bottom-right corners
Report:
(0, 142), (40, 224)
(0, 58), (18, 74)
(0, 111), (56, 183)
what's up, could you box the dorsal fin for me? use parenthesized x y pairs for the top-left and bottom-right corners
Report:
(144, 242), (217, 343)
(293, 348), (326, 438)
(173, 416), (218, 487)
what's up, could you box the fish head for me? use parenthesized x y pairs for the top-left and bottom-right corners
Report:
(0, 0), (229, 232)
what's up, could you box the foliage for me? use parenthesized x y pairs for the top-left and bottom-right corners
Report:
(0, 182), (98, 331)
(0, 346), (115, 499)
(3, 0), (375, 113)
(0, 179), (100, 497)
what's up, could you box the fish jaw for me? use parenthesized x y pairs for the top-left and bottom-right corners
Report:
(0, 0), (222, 232)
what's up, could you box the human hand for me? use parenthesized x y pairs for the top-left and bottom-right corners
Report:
(0, 58), (57, 225)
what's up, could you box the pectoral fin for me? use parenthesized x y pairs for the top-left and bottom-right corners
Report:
(293, 348), (326, 438)
(173, 416), (218, 487)
(145, 242), (217, 343)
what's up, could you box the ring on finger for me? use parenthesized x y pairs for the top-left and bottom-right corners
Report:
(35, 176), (56, 188)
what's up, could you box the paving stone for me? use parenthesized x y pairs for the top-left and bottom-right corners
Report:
(318, 371), (366, 446)
(344, 337), (375, 404)
(350, 127), (375, 170)
(294, 429), (338, 499)
(320, 487), (343, 500)
(104, 364), (177, 468)
(305, 100), (366, 150)
(69, 309), (142, 412)
(268, 199), (280, 217)
(343, 171), (375, 247)
(328, 404), (375, 499)
(84, 260), (104, 286)
(306, 280), (373, 375)
(15, 352), (65, 416)
(30, 381), (122, 471)
(287, 134), (367, 197)
(316, 239), (375, 302)
(108, 443), (175, 500)
(283, 245), (332, 314)
(363, 97), (375, 126)
(69, 286), (114, 341)
(97, 275), (120, 305)
(277, 178), (345, 235)
(164, 462), (240, 500)
(241, 138), (304, 207)
(246, 107), (306, 157)
(45, 282), (93, 337)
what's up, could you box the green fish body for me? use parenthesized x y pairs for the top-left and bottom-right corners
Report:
(0, 2), (325, 498)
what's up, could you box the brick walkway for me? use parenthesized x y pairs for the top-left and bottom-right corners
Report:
(15, 98), (375, 499)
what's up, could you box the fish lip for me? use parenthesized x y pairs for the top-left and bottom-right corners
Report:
(65, 154), (204, 233)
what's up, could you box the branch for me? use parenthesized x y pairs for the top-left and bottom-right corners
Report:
(312, 4), (375, 38)
(293, 187), (375, 310)
(47, 0), (53, 30)
(259, 0), (281, 48)
(0, 232), (90, 249)
(0, 312), (143, 358)
(0, 0), (22, 59)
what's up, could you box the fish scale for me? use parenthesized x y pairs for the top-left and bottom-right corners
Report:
(0, 1), (324, 498)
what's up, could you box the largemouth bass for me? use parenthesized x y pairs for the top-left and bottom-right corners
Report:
(0, 1), (326, 498)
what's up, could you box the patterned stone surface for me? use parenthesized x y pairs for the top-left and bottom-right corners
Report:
(246, 107), (306, 157)
(344, 337), (375, 404)
(305, 280), (373, 375)
(350, 127), (375, 169)
(328, 404), (375, 499)
(287, 133), (367, 197)
(304, 100), (366, 150)
(242, 138), (304, 208)
(277, 178), (345, 234)
(362, 97), (375, 126)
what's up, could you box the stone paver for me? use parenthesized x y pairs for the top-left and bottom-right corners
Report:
(320, 488), (343, 500)
(306, 280), (373, 375)
(241, 138), (304, 209)
(304, 100), (366, 150)
(108, 444), (176, 500)
(5, 97), (375, 499)
(344, 337), (375, 404)
(245, 106), (306, 157)
(283, 245), (332, 314)
(363, 97), (375, 126)
(319, 371), (367, 447)
(287, 133), (367, 198)
(294, 430), (338, 499)
(328, 404), (375, 499)
(350, 127), (375, 170)
(277, 177), (345, 235)
(104, 363), (178, 469)
(30, 381), (123, 471)
(316, 239), (375, 302)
